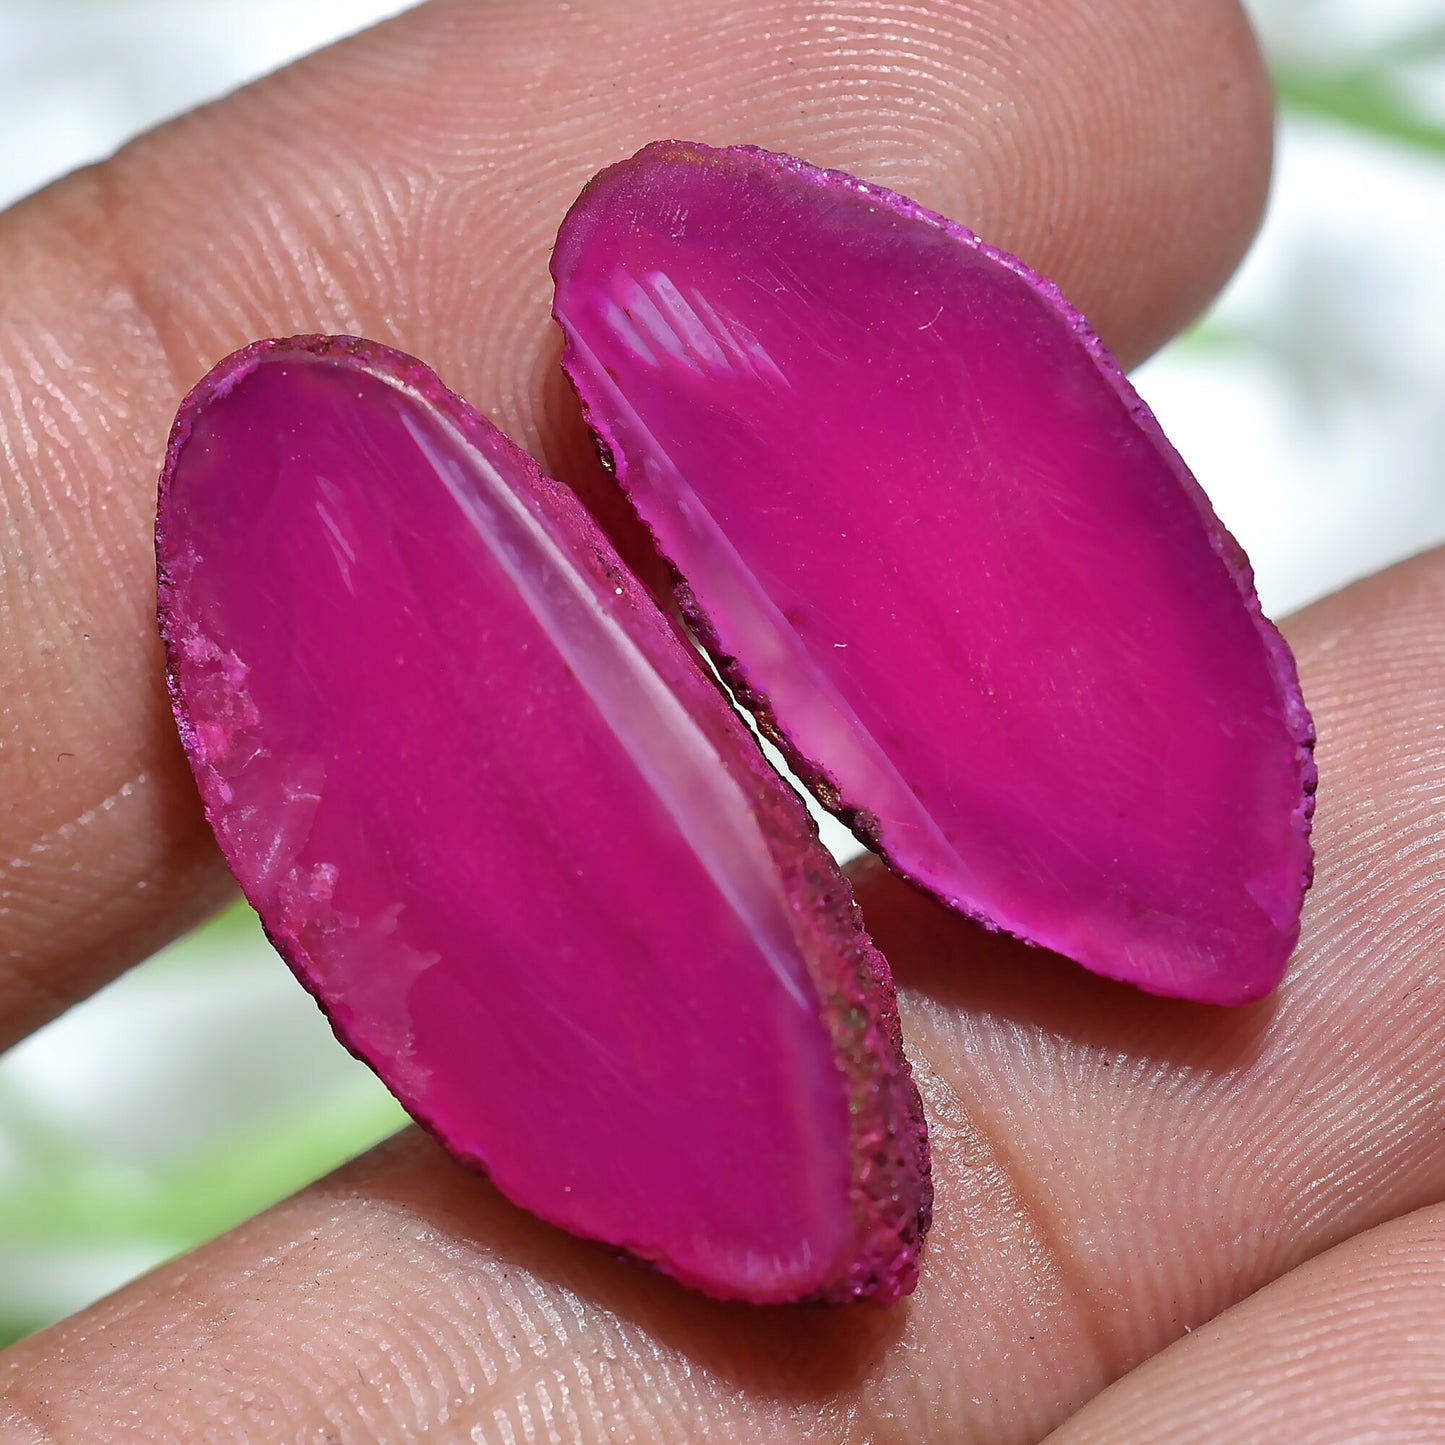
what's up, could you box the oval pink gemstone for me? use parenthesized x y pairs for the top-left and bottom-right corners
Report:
(551, 141), (1317, 1005)
(156, 335), (929, 1304)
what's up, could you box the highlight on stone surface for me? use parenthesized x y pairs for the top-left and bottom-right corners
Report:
(155, 335), (930, 1305)
(551, 140), (1318, 1006)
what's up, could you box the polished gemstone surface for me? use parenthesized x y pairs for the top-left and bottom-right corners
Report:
(553, 142), (1317, 1004)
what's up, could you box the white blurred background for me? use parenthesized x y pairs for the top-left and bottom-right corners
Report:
(1, 0), (1443, 1346)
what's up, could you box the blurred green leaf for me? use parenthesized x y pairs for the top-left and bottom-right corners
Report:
(0, 1089), (405, 1249)
(142, 896), (263, 979)
(1175, 316), (1255, 356)
(143, 1087), (408, 1244)
(0, 1316), (45, 1353)
(1368, 21), (1445, 68)
(1276, 67), (1445, 158)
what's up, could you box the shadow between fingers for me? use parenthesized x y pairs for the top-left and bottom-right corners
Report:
(352, 1130), (908, 1411)
(535, 331), (673, 598)
(850, 855), (1281, 1077)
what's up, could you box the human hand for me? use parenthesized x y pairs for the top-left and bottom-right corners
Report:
(4, 1), (1441, 1439)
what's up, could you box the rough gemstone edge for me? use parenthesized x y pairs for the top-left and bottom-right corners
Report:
(154, 332), (932, 1304)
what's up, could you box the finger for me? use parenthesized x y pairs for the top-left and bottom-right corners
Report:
(5, 541), (1445, 1444)
(1047, 1202), (1445, 1443)
(0, 0), (1274, 1046)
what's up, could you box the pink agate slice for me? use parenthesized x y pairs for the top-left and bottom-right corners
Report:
(156, 336), (929, 1304)
(552, 141), (1317, 1006)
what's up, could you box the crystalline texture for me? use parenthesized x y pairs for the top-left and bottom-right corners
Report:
(552, 140), (1317, 1005)
(156, 335), (929, 1304)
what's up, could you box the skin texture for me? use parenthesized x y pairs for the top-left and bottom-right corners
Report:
(1049, 1205), (1445, 1442)
(10, 1), (1445, 1441)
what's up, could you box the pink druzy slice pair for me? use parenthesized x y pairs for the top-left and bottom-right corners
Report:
(157, 143), (1315, 1307)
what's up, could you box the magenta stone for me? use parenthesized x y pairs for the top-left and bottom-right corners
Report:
(551, 141), (1317, 1006)
(156, 335), (929, 1304)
